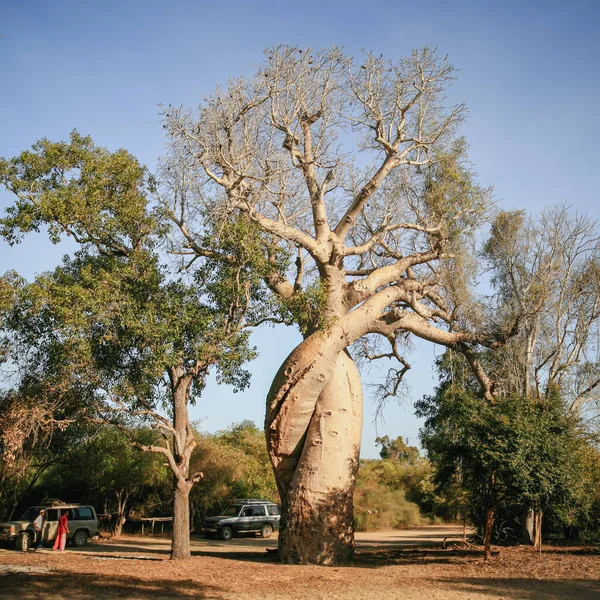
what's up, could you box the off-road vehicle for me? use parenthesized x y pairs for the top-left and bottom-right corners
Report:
(203, 499), (280, 541)
(0, 500), (100, 551)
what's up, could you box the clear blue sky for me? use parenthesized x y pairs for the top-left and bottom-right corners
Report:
(1, 0), (599, 458)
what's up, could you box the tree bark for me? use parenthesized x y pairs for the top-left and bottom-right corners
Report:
(113, 515), (126, 538)
(112, 490), (128, 538)
(171, 477), (192, 560)
(532, 509), (543, 551)
(521, 506), (543, 550)
(169, 367), (195, 561)
(268, 350), (363, 565)
(521, 507), (533, 544)
(484, 507), (495, 561)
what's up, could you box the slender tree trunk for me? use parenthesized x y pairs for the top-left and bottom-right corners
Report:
(112, 490), (129, 538)
(521, 507), (534, 544)
(532, 509), (543, 551)
(484, 507), (495, 561)
(171, 477), (192, 560)
(268, 349), (363, 565)
(521, 506), (543, 549)
(113, 515), (127, 538)
(169, 368), (196, 561)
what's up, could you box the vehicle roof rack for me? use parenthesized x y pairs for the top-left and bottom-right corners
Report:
(234, 499), (270, 504)
(42, 498), (67, 507)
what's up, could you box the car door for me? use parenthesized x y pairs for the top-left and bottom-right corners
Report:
(72, 506), (95, 538)
(238, 506), (253, 532)
(266, 504), (280, 528)
(44, 509), (59, 542)
(251, 505), (267, 530)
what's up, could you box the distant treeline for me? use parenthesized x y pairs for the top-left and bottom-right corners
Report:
(3, 410), (599, 541)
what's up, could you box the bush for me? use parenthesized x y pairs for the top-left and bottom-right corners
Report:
(353, 455), (431, 531)
(354, 484), (424, 531)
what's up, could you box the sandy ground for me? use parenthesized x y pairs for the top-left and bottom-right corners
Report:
(0, 526), (599, 599)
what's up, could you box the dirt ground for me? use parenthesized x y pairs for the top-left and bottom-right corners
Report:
(1, 526), (599, 599)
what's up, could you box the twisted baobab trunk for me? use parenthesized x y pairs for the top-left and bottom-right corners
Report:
(266, 325), (363, 564)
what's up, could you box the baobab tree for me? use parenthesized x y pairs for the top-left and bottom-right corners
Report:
(162, 46), (502, 564)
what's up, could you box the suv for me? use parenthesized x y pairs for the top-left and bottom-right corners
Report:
(0, 501), (100, 551)
(203, 499), (280, 541)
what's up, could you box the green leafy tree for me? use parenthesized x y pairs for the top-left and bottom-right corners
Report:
(416, 352), (588, 560)
(39, 427), (169, 537)
(188, 421), (278, 528)
(0, 133), (258, 559)
(0, 269), (92, 520)
(0, 387), (90, 521)
(375, 435), (420, 463)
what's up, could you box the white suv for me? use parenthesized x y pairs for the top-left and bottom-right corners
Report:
(0, 502), (100, 551)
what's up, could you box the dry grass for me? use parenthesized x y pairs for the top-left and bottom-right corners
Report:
(0, 537), (599, 599)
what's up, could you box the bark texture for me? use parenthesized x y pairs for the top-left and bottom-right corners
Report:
(268, 350), (362, 564)
(521, 507), (543, 550)
(171, 478), (192, 560)
(169, 370), (194, 560)
(112, 490), (129, 538)
(532, 509), (543, 551)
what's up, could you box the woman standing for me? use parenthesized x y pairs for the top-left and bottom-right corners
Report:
(52, 511), (70, 551)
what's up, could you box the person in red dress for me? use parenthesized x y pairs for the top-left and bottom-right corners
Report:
(52, 511), (70, 551)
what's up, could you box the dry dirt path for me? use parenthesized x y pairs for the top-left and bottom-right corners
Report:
(17, 525), (468, 555)
(1, 526), (599, 599)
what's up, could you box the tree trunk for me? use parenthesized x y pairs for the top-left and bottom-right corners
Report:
(521, 506), (543, 549)
(171, 477), (192, 560)
(532, 509), (543, 551)
(112, 490), (129, 538)
(484, 507), (495, 561)
(168, 367), (196, 561)
(268, 349), (363, 565)
(113, 515), (126, 538)
(521, 507), (534, 544)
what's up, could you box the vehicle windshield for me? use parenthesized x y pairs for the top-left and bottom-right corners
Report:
(20, 508), (42, 521)
(221, 505), (242, 517)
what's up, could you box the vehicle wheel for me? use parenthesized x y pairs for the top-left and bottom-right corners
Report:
(260, 524), (273, 539)
(16, 532), (31, 552)
(219, 526), (233, 541)
(72, 530), (88, 547)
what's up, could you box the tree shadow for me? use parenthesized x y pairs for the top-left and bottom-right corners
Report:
(354, 547), (491, 568)
(73, 539), (171, 556)
(535, 546), (600, 556)
(357, 535), (465, 545)
(438, 576), (600, 599)
(188, 545), (489, 568)
(191, 548), (279, 564)
(0, 571), (223, 599)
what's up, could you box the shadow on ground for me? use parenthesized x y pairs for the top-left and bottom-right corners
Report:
(355, 547), (491, 568)
(439, 577), (600, 600)
(188, 546), (491, 568)
(0, 571), (223, 599)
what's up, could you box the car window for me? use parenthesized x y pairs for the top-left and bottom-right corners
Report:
(46, 509), (59, 522)
(267, 505), (280, 516)
(252, 506), (266, 516)
(20, 508), (41, 521)
(76, 507), (94, 520)
(242, 507), (253, 517)
(222, 505), (241, 517)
